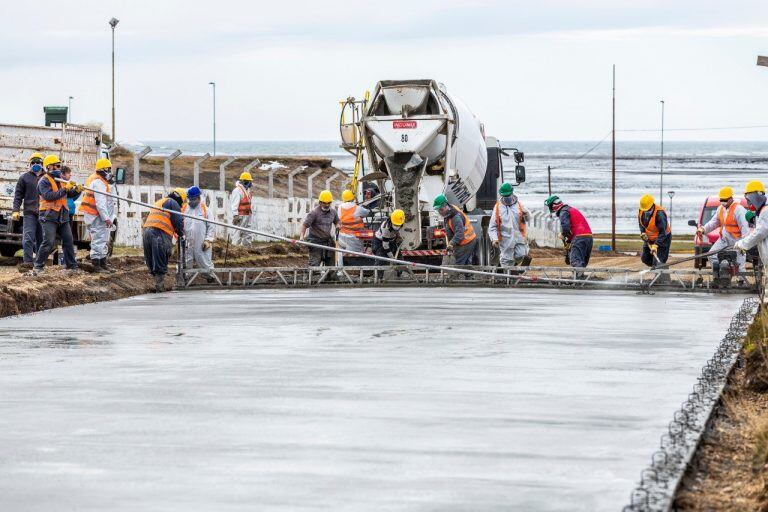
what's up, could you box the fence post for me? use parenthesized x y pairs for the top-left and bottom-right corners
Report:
(219, 156), (236, 192)
(306, 169), (323, 201)
(287, 168), (306, 198)
(193, 153), (211, 187)
(164, 149), (182, 190)
(325, 171), (345, 196)
(133, 146), (152, 189)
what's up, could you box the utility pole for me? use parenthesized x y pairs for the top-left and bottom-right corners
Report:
(109, 17), (119, 143)
(547, 165), (552, 196)
(611, 64), (616, 252)
(659, 99), (665, 207)
(209, 82), (216, 155)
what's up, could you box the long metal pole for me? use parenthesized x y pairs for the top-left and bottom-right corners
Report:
(611, 64), (616, 252)
(68, 96), (73, 123)
(111, 26), (116, 143)
(210, 82), (216, 156)
(659, 100), (665, 206)
(547, 165), (552, 196)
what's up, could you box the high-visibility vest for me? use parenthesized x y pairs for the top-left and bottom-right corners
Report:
(236, 184), (252, 215)
(717, 203), (742, 239)
(143, 198), (176, 237)
(339, 202), (364, 235)
(493, 201), (527, 241)
(638, 205), (670, 243)
(77, 173), (110, 216)
(38, 174), (68, 213)
(182, 203), (207, 217)
(446, 206), (476, 246)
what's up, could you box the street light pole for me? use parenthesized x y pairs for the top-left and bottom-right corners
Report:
(209, 81), (216, 156)
(659, 99), (665, 207)
(667, 190), (675, 228)
(68, 96), (73, 123)
(109, 17), (119, 144)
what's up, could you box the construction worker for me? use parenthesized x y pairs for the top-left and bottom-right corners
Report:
(372, 209), (405, 264)
(12, 153), (44, 268)
(488, 182), (531, 267)
(545, 195), (593, 271)
(337, 189), (370, 255)
(434, 194), (477, 265)
(229, 171), (254, 245)
(182, 186), (215, 274)
(31, 155), (82, 275)
(735, 181), (768, 269)
(142, 188), (185, 292)
(299, 190), (339, 266)
(696, 186), (750, 277)
(78, 158), (116, 273)
(638, 194), (672, 268)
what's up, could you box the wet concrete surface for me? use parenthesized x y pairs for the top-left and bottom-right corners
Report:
(0, 288), (744, 511)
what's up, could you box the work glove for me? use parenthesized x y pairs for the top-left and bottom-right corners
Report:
(650, 244), (658, 254)
(492, 240), (500, 248)
(105, 218), (113, 228)
(202, 240), (212, 251)
(75, 184), (85, 194)
(386, 252), (394, 259)
(64, 181), (75, 191)
(446, 243), (455, 254)
(640, 233), (649, 242)
(734, 240), (747, 254)
(696, 226), (705, 236)
(11, 211), (20, 222)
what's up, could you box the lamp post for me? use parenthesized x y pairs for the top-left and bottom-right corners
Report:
(667, 190), (675, 228)
(109, 17), (119, 143)
(209, 81), (216, 156)
(68, 96), (73, 123)
(659, 99), (665, 207)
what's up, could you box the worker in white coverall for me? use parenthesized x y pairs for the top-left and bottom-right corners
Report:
(337, 189), (370, 254)
(735, 180), (768, 276)
(229, 171), (254, 245)
(183, 186), (215, 272)
(77, 157), (116, 273)
(697, 186), (750, 275)
(487, 182), (531, 267)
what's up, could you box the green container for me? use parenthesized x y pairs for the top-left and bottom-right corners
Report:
(43, 106), (68, 126)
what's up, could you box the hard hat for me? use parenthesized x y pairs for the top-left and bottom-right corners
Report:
(29, 152), (44, 163)
(639, 194), (654, 211)
(499, 182), (514, 197)
(745, 180), (765, 194)
(318, 190), (333, 203)
(95, 158), (112, 171)
(718, 186), (734, 201)
(390, 209), (405, 226)
(187, 186), (201, 198)
(544, 195), (562, 211)
(341, 189), (355, 202)
(240, 172), (252, 182)
(433, 194), (448, 209)
(43, 155), (61, 168)
(172, 187), (188, 203)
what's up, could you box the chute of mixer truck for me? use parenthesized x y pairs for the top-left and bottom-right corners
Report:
(339, 79), (525, 265)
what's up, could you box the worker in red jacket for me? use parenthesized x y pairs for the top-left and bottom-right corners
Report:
(545, 195), (593, 272)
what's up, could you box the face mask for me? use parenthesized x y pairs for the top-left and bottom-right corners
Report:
(99, 170), (113, 182)
(31, 164), (43, 174)
(242, 181), (252, 189)
(501, 196), (515, 206)
(392, 224), (401, 231)
(746, 192), (767, 211)
(321, 205), (330, 212)
(188, 198), (201, 208)
(50, 170), (62, 179)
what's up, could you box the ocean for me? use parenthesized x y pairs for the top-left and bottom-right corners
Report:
(129, 140), (768, 234)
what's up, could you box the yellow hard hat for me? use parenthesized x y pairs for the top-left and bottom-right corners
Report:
(745, 180), (766, 194)
(239, 172), (252, 182)
(172, 187), (188, 203)
(390, 209), (405, 226)
(95, 158), (112, 171)
(29, 152), (44, 162)
(341, 189), (355, 202)
(318, 190), (333, 203)
(639, 194), (654, 211)
(43, 155), (61, 168)
(718, 186), (734, 201)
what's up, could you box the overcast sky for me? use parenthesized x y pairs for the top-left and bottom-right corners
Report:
(3, 0), (768, 142)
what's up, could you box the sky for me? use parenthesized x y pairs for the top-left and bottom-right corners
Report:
(2, 0), (768, 142)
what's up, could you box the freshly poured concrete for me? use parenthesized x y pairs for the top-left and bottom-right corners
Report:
(0, 289), (743, 511)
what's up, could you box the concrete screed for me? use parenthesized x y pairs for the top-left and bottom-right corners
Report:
(0, 288), (745, 511)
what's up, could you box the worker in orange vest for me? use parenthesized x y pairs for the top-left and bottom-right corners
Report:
(487, 182), (531, 267)
(697, 186), (749, 276)
(638, 194), (672, 268)
(434, 194), (477, 265)
(142, 188), (186, 292)
(78, 158), (117, 273)
(30, 155), (83, 275)
(337, 189), (370, 257)
(229, 172), (254, 245)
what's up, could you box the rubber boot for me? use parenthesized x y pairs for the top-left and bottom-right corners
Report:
(520, 255), (532, 267)
(101, 258), (116, 274)
(154, 274), (165, 293)
(91, 258), (105, 273)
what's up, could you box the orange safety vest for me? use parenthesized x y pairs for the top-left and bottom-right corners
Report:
(638, 205), (671, 243)
(446, 206), (477, 246)
(339, 202), (365, 235)
(493, 201), (527, 241)
(77, 173), (110, 216)
(182, 203), (207, 217)
(143, 198), (176, 237)
(236, 184), (252, 215)
(717, 203), (742, 239)
(38, 174), (68, 213)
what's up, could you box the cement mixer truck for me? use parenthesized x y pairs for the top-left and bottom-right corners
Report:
(339, 79), (525, 264)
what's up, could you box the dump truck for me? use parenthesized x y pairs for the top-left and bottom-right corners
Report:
(0, 122), (104, 256)
(339, 79), (525, 264)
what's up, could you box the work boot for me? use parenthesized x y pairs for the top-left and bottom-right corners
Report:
(18, 262), (33, 272)
(27, 267), (44, 277)
(100, 258), (116, 274)
(91, 259), (106, 273)
(154, 274), (165, 293)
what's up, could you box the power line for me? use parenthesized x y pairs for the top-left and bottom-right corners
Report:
(619, 124), (768, 132)
(549, 131), (612, 169)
